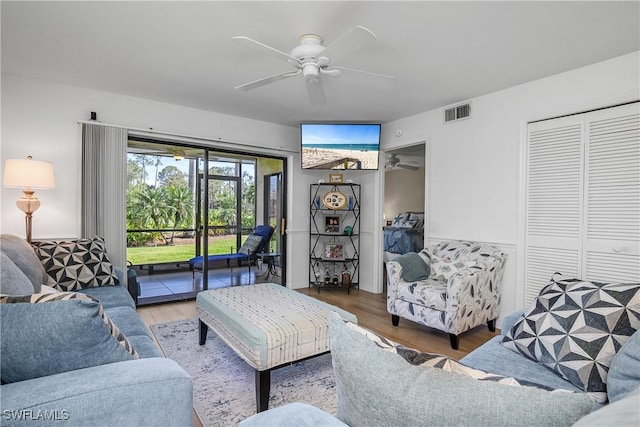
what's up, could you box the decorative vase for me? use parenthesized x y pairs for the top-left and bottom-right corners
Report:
(347, 196), (354, 210)
(314, 195), (321, 210)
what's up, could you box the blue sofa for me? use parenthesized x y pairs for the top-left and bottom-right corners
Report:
(241, 311), (640, 426)
(0, 234), (193, 426)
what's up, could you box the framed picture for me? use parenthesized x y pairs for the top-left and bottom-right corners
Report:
(329, 173), (344, 183)
(323, 243), (344, 260)
(324, 215), (341, 234)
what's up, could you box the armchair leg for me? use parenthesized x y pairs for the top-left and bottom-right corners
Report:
(391, 314), (400, 326)
(487, 319), (496, 332)
(449, 334), (459, 350)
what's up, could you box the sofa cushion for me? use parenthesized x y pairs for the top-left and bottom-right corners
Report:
(501, 274), (640, 403)
(239, 402), (348, 427)
(0, 252), (35, 295)
(396, 252), (430, 281)
(78, 284), (136, 310)
(32, 237), (119, 291)
(0, 234), (45, 292)
(0, 292), (139, 383)
(460, 336), (584, 392)
(573, 386), (640, 427)
(606, 330), (640, 403)
(329, 313), (593, 427)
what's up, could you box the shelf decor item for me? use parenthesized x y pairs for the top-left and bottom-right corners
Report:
(322, 189), (347, 210)
(323, 243), (344, 260)
(324, 215), (341, 234)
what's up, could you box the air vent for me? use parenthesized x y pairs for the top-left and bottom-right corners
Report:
(444, 102), (472, 123)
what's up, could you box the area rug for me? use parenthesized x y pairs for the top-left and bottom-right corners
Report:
(151, 318), (337, 427)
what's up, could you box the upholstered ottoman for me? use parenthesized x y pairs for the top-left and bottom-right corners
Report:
(196, 283), (357, 412)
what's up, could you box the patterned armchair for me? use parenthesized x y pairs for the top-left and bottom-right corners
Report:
(386, 240), (507, 349)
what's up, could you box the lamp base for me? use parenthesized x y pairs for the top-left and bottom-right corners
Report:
(16, 190), (40, 244)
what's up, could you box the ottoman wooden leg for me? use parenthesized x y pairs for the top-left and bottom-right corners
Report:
(198, 319), (208, 345)
(255, 369), (271, 412)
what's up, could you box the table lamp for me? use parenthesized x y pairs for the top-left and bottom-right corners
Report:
(3, 156), (56, 243)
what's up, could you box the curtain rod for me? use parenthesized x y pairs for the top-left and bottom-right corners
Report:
(77, 120), (299, 154)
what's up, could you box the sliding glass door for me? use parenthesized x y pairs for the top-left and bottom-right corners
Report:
(126, 138), (286, 303)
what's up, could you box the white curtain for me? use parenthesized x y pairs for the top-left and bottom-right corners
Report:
(81, 123), (128, 278)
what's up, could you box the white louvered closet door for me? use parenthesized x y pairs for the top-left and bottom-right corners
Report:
(524, 102), (640, 305)
(525, 116), (584, 304)
(583, 103), (640, 283)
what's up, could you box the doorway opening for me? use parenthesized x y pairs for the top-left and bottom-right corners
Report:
(382, 143), (426, 287)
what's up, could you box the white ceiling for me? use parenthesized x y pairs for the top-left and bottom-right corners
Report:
(2, 1), (638, 128)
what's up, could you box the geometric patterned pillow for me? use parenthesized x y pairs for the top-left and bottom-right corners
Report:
(0, 291), (139, 360)
(31, 237), (119, 292)
(501, 274), (640, 403)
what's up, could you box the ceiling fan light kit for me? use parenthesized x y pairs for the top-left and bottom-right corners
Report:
(232, 26), (395, 105)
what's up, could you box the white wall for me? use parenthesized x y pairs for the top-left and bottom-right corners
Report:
(380, 51), (640, 322)
(384, 167), (425, 221)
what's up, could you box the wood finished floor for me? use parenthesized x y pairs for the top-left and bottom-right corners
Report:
(138, 286), (498, 360)
(137, 287), (499, 427)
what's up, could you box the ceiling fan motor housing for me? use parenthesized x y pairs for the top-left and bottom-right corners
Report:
(291, 34), (325, 61)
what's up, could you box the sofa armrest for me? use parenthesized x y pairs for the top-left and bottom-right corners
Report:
(0, 358), (192, 427)
(385, 261), (402, 296)
(445, 257), (506, 332)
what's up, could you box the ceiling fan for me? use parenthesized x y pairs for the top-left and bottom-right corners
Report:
(385, 153), (419, 171)
(231, 26), (395, 106)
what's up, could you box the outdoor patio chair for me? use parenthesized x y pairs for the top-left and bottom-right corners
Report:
(189, 225), (274, 276)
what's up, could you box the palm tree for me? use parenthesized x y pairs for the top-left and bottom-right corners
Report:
(130, 186), (171, 245)
(166, 186), (194, 243)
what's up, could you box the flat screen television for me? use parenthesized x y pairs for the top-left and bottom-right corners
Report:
(301, 123), (381, 170)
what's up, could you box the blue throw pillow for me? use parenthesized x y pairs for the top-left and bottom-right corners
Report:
(607, 330), (640, 402)
(0, 292), (139, 383)
(396, 252), (430, 281)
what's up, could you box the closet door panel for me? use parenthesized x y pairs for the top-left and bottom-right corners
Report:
(525, 116), (584, 304)
(584, 103), (640, 282)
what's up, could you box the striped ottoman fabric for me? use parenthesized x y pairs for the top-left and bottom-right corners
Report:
(196, 283), (357, 412)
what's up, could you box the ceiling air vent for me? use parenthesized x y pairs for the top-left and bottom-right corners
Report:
(444, 102), (471, 123)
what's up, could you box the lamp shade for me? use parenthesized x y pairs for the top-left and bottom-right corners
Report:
(3, 157), (56, 189)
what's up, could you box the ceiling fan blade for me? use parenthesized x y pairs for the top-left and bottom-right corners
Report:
(231, 36), (301, 65)
(398, 163), (420, 171)
(332, 66), (396, 89)
(306, 79), (326, 106)
(234, 70), (301, 91)
(321, 26), (376, 64)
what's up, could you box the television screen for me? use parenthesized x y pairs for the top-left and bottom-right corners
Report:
(301, 123), (380, 170)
